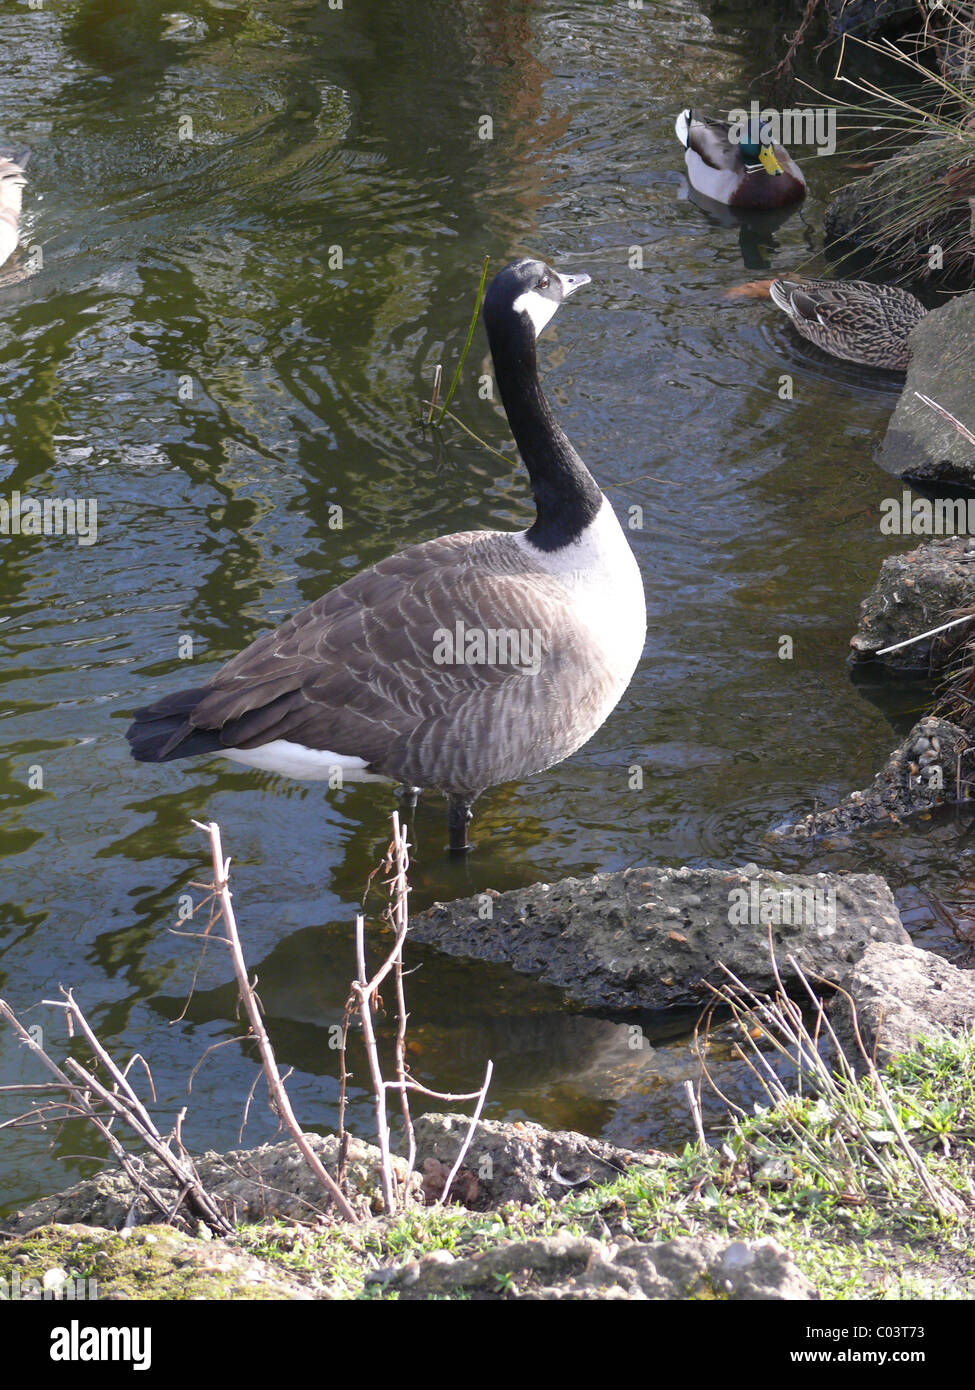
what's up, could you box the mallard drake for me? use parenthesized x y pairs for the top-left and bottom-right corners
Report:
(0, 152), (28, 269)
(769, 277), (927, 371)
(675, 110), (805, 211)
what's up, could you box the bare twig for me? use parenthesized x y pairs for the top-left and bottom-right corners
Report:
(191, 819), (359, 1224)
(352, 910), (397, 1212)
(914, 391), (975, 449)
(0, 996), (231, 1234)
(683, 1079), (707, 1150)
(702, 945), (968, 1222)
(345, 811), (494, 1214)
(388, 817), (417, 1192)
(876, 613), (974, 656)
(440, 1059), (494, 1206)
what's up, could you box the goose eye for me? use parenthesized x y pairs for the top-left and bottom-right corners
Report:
(538, 276), (550, 289)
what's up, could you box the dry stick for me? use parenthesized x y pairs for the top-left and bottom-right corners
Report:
(0, 1000), (181, 1227)
(756, 0), (823, 93)
(336, 998), (353, 1189)
(692, 1005), (747, 1117)
(382, 1078), (487, 1100)
(352, 911), (397, 1213)
(47, 991), (159, 1140)
(440, 1058), (494, 1206)
(683, 1079), (707, 1150)
(703, 979), (867, 1195)
(914, 391), (975, 449)
(9, 997), (222, 1226)
(787, 958), (967, 1220)
(192, 819), (359, 1225)
(344, 812), (495, 1213)
(387, 816), (417, 1192)
(711, 956), (957, 1213)
(0, 1092), (99, 1129)
(344, 822), (413, 1213)
(875, 613), (973, 656)
(348, 818), (417, 1215)
(43, 990), (230, 1233)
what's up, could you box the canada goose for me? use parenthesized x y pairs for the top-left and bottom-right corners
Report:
(127, 259), (647, 852)
(675, 110), (805, 211)
(0, 152), (28, 268)
(769, 276), (926, 371)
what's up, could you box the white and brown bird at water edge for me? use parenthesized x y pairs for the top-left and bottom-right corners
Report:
(127, 259), (647, 852)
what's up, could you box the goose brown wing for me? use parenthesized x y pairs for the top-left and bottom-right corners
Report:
(186, 532), (605, 775)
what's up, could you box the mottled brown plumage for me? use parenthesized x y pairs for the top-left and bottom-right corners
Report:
(769, 277), (926, 371)
(154, 531), (630, 800)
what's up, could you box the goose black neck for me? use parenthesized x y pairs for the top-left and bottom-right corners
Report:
(487, 316), (603, 552)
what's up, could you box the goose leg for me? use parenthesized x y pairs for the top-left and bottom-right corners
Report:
(447, 797), (473, 854)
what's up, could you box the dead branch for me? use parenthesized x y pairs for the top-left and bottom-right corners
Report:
(0, 996), (231, 1234)
(343, 811), (494, 1214)
(191, 818), (359, 1224)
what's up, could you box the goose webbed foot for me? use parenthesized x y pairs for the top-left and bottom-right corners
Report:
(447, 797), (474, 854)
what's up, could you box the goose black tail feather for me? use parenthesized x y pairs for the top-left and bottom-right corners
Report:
(126, 686), (225, 763)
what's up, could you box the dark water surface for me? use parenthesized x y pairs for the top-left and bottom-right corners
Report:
(1, 0), (971, 1212)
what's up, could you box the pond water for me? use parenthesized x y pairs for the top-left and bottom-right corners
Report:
(1, 0), (971, 1214)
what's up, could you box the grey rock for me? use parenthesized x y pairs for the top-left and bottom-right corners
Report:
(374, 1231), (817, 1301)
(3, 1133), (416, 1236)
(781, 716), (972, 835)
(832, 940), (975, 1062)
(826, 0), (916, 38)
(411, 865), (908, 1010)
(412, 1112), (653, 1209)
(850, 537), (975, 671)
(880, 295), (975, 490)
(713, 1239), (814, 1300)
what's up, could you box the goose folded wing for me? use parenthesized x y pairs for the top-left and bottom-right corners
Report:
(185, 534), (605, 765)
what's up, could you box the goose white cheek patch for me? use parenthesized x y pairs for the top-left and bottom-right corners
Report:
(512, 288), (559, 339)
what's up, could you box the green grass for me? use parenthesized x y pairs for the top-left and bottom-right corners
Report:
(810, 17), (975, 286)
(233, 1032), (975, 1300)
(5, 1028), (971, 1300)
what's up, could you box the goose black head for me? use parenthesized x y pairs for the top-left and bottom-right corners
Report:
(483, 258), (591, 345)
